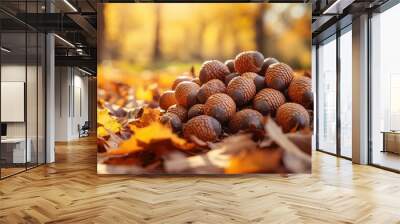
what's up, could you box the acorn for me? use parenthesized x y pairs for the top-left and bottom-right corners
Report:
(253, 88), (286, 116)
(224, 59), (235, 73)
(241, 72), (265, 92)
(288, 76), (313, 109)
(183, 115), (222, 142)
(303, 70), (311, 78)
(265, 63), (294, 91)
(204, 93), (236, 123)
(197, 79), (226, 103)
(259, 57), (279, 76)
(226, 76), (256, 107)
(224, 73), (240, 85)
(172, 76), (192, 90)
(275, 103), (310, 133)
(159, 90), (177, 110)
(229, 109), (264, 133)
(167, 104), (188, 122)
(192, 77), (201, 86)
(199, 60), (230, 84)
(174, 81), (200, 108)
(188, 104), (204, 119)
(160, 113), (182, 132)
(234, 51), (264, 74)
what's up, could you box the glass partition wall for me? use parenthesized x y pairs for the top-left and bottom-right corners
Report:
(339, 27), (352, 159)
(0, 3), (46, 179)
(316, 25), (352, 159)
(370, 3), (400, 172)
(317, 35), (337, 155)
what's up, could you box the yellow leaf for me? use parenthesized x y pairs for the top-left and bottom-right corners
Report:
(98, 109), (122, 133)
(132, 122), (187, 146)
(97, 126), (109, 137)
(136, 86), (153, 102)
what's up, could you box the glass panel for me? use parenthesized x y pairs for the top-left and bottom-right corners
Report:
(27, 30), (38, 169)
(38, 32), (45, 165)
(1, 30), (27, 177)
(371, 4), (400, 171)
(339, 28), (352, 158)
(317, 36), (337, 154)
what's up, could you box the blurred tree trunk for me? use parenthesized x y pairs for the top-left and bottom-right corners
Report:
(153, 5), (162, 61)
(193, 21), (206, 60)
(254, 4), (266, 53)
(232, 26), (241, 55)
(217, 25), (226, 59)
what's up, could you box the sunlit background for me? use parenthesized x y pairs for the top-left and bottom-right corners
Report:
(99, 3), (311, 101)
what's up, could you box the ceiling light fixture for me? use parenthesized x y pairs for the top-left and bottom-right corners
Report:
(323, 0), (355, 15)
(1, 47), (11, 53)
(63, 0), (78, 12)
(78, 67), (93, 76)
(54, 34), (75, 48)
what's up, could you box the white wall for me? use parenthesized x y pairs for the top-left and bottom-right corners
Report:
(1, 63), (46, 163)
(54, 67), (89, 141)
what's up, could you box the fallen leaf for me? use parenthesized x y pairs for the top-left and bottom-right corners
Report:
(97, 108), (122, 134)
(132, 107), (161, 128)
(132, 122), (194, 150)
(225, 148), (283, 174)
(97, 126), (109, 138)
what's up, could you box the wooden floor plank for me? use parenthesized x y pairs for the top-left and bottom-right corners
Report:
(0, 136), (399, 223)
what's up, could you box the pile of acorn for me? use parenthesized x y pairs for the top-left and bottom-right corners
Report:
(158, 51), (312, 142)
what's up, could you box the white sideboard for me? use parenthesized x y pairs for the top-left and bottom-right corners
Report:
(1, 138), (32, 163)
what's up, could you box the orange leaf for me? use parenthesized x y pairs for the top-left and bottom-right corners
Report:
(107, 137), (143, 155)
(132, 107), (161, 128)
(225, 149), (282, 174)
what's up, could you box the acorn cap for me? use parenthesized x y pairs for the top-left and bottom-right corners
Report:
(167, 104), (188, 122)
(197, 79), (226, 103)
(226, 76), (256, 107)
(253, 88), (286, 115)
(192, 77), (201, 86)
(303, 70), (311, 78)
(224, 59), (236, 73)
(241, 72), (265, 92)
(199, 60), (230, 84)
(160, 113), (182, 133)
(234, 51), (264, 74)
(204, 93), (236, 123)
(229, 109), (264, 133)
(224, 73), (240, 86)
(288, 76), (313, 109)
(275, 103), (310, 133)
(188, 104), (204, 119)
(159, 90), (177, 110)
(172, 76), (192, 90)
(265, 63), (294, 91)
(259, 57), (279, 76)
(174, 81), (200, 108)
(183, 115), (222, 142)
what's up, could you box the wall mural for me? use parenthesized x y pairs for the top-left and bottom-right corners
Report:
(97, 3), (312, 174)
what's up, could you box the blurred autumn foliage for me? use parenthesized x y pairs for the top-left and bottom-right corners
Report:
(103, 3), (310, 67)
(99, 3), (311, 98)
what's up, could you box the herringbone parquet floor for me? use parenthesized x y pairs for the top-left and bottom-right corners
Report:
(1, 137), (400, 224)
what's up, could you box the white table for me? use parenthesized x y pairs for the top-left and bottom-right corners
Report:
(1, 138), (31, 163)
